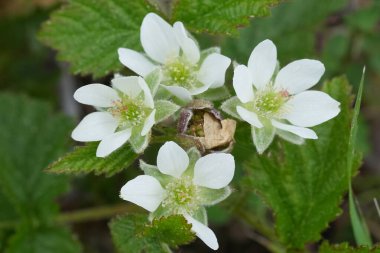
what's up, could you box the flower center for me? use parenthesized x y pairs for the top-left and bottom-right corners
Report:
(252, 89), (289, 117)
(108, 96), (147, 128)
(163, 58), (198, 89)
(162, 176), (198, 214)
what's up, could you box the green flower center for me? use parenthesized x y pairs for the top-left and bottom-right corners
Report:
(163, 58), (198, 90)
(108, 96), (147, 128)
(252, 89), (289, 117)
(162, 176), (199, 214)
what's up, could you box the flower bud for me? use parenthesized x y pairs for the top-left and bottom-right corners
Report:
(178, 100), (236, 153)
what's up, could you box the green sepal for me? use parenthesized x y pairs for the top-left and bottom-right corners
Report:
(276, 129), (305, 145)
(155, 86), (172, 100)
(145, 68), (162, 96)
(251, 122), (276, 154)
(143, 215), (196, 247)
(155, 100), (180, 123)
(220, 96), (241, 119)
(130, 128), (150, 154)
(187, 147), (201, 166)
(140, 160), (172, 186)
(192, 207), (208, 225)
(199, 47), (221, 63)
(150, 205), (170, 220)
(182, 147), (201, 178)
(198, 186), (232, 206)
(197, 86), (231, 101)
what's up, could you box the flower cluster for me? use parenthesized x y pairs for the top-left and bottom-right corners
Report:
(71, 12), (341, 251)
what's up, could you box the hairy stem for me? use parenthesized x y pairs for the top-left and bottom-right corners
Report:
(0, 203), (140, 230)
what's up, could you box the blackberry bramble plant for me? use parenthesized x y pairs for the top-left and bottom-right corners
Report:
(25, 1), (377, 252)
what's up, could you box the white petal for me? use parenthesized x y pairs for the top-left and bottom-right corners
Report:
(248, 39), (277, 89)
(193, 153), (235, 189)
(120, 175), (165, 212)
(157, 141), (189, 178)
(118, 48), (156, 76)
(197, 53), (231, 88)
(173, 22), (200, 64)
(184, 215), (219, 250)
(96, 129), (132, 157)
(141, 110), (156, 136)
(111, 76), (142, 99)
(73, 84), (119, 107)
(236, 106), (263, 128)
(282, 91), (340, 127)
(138, 77), (154, 108)
(71, 112), (118, 142)
(271, 120), (317, 139)
(233, 65), (254, 103)
(162, 85), (192, 102)
(140, 13), (179, 63)
(274, 59), (325, 94)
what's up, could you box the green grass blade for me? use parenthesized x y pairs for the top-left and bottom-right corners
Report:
(347, 67), (372, 246)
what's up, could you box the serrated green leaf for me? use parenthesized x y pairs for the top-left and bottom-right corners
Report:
(238, 77), (362, 249)
(172, 0), (281, 35)
(348, 68), (372, 246)
(143, 215), (195, 247)
(48, 141), (138, 177)
(0, 93), (73, 219)
(5, 226), (81, 253)
(319, 242), (380, 253)
(110, 214), (170, 253)
(155, 100), (180, 123)
(38, 0), (155, 78)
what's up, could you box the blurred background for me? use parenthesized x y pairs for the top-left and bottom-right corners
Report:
(0, 0), (379, 252)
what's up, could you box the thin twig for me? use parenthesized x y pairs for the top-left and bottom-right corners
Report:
(0, 203), (140, 230)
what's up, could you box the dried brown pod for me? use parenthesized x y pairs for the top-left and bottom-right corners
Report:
(177, 99), (236, 154)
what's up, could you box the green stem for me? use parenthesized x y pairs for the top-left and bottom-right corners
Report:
(0, 203), (140, 230)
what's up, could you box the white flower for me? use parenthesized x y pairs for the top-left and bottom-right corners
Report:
(222, 39), (341, 153)
(120, 141), (235, 250)
(118, 13), (231, 103)
(71, 76), (179, 157)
